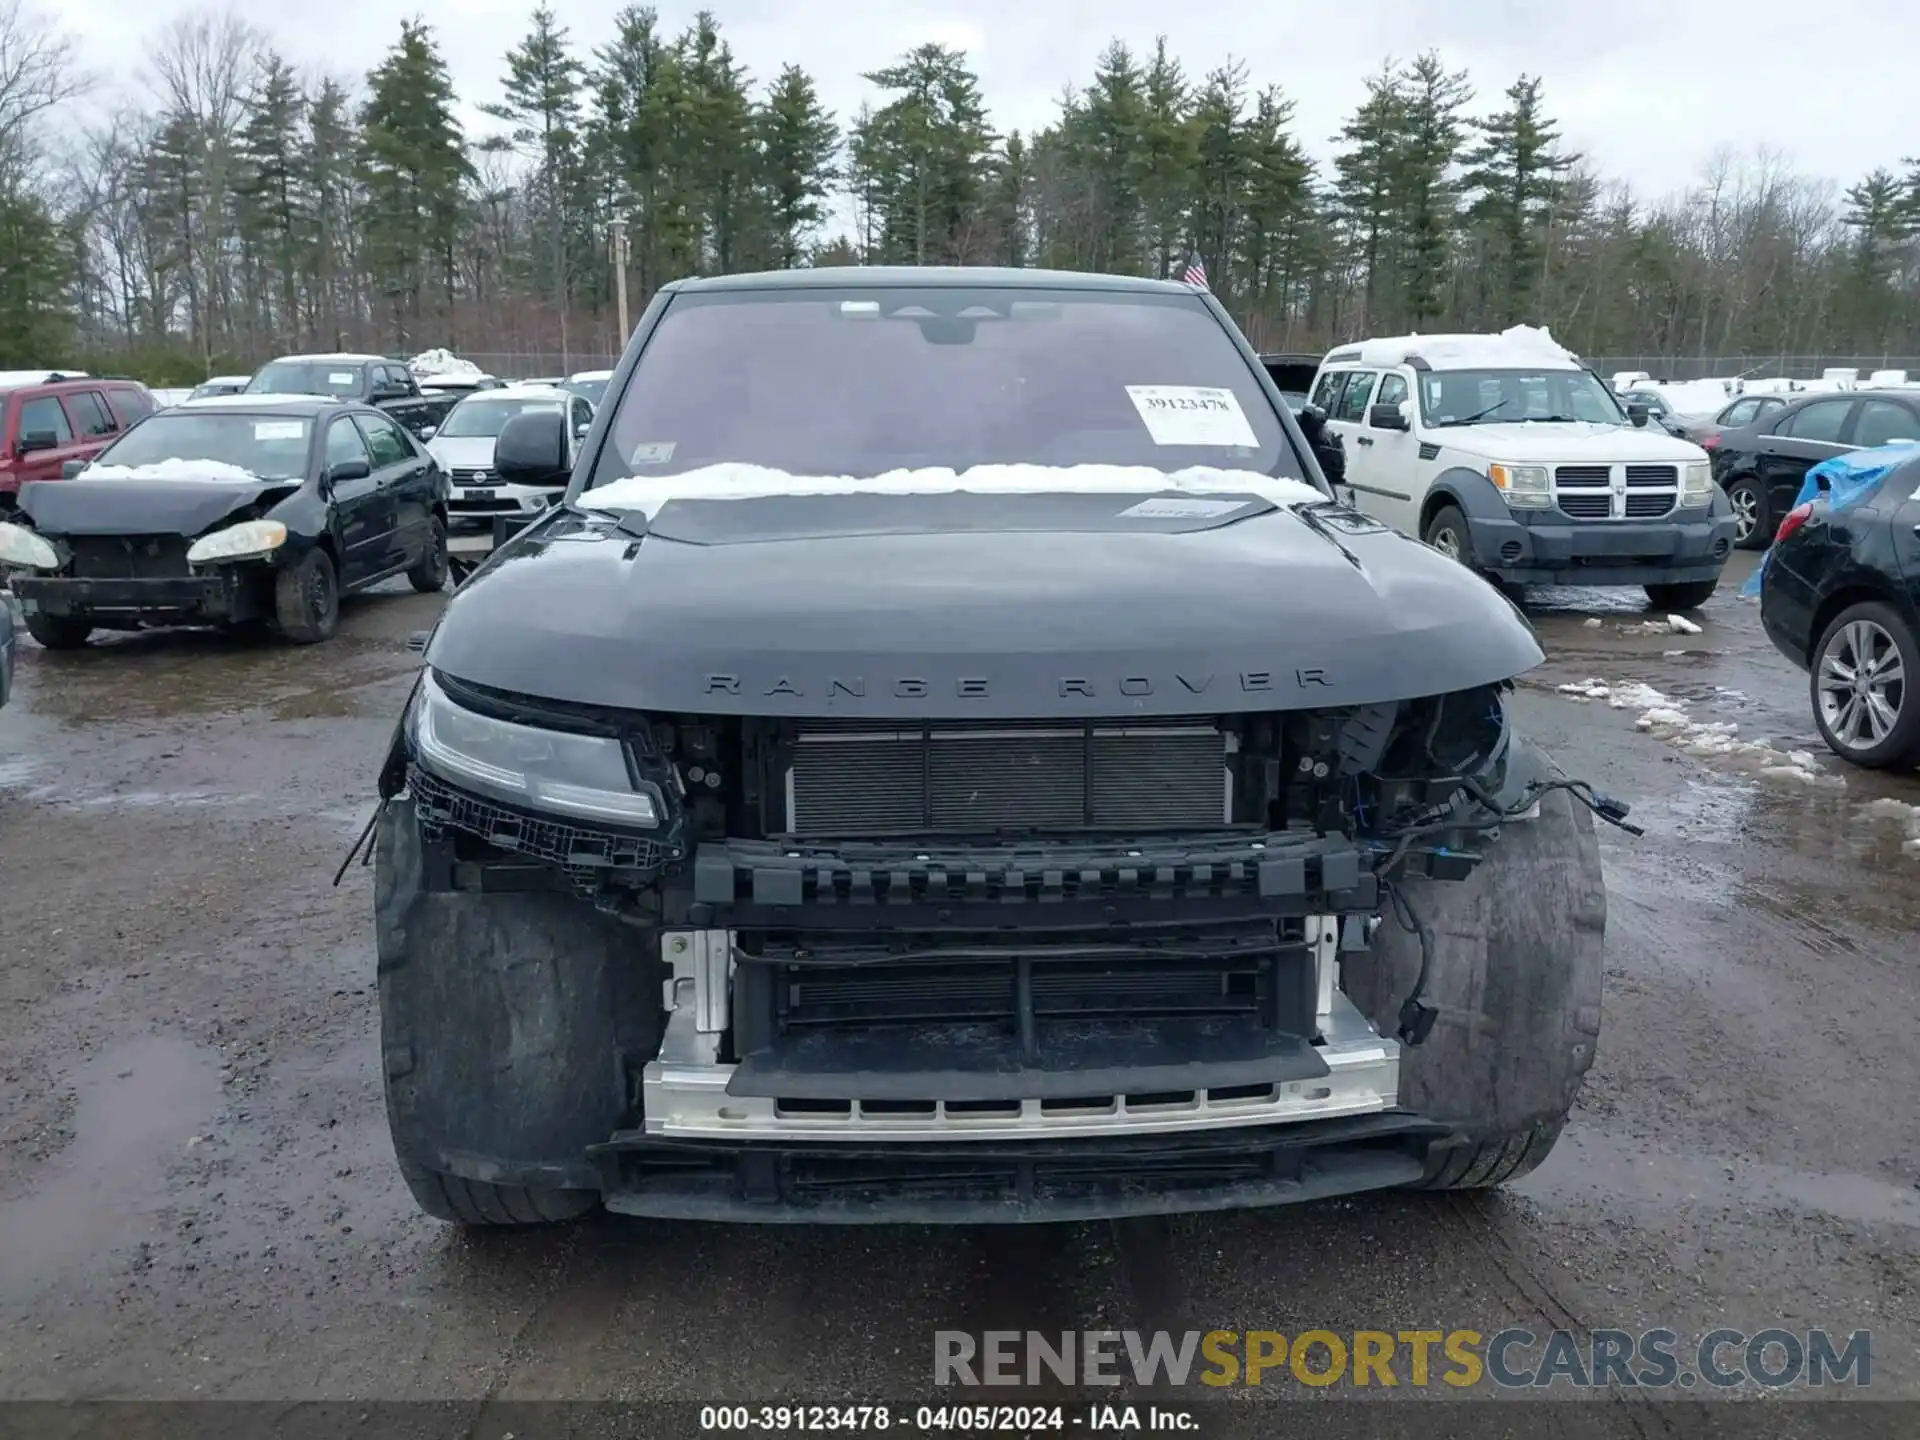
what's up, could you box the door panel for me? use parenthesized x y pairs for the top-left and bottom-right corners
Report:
(1761, 399), (1855, 513)
(1354, 372), (1420, 535)
(356, 411), (429, 571)
(14, 394), (89, 486)
(324, 417), (389, 585)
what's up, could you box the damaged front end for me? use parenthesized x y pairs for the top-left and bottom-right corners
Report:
(368, 663), (1622, 1222)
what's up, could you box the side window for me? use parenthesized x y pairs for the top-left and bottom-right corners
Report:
(356, 412), (411, 467)
(383, 365), (413, 392)
(326, 417), (372, 469)
(1778, 399), (1852, 444)
(18, 394), (74, 445)
(1853, 400), (1920, 450)
(64, 390), (117, 437)
(1333, 370), (1378, 423)
(1372, 373), (1409, 422)
(1309, 370), (1346, 412)
(572, 398), (593, 432)
(1721, 399), (1758, 426)
(1757, 397), (1785, 420)
(104, 386), (153, 427)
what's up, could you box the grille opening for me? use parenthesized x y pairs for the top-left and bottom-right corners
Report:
(785, 720), (1230, 837)
(65, 534), (191, 579)
(947, 1099), (1021, 1117)
(777, 1097), (851, 1116)
(1042, 1095), (1117, 1114)
(1208, 1082), (1276, 1102)
(1126, 1090), (1198, 1109)
(862, 1098), (935, 1116)
(1555, 465), (1611, 487)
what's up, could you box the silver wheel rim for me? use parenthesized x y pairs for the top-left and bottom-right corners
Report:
(1730, 486), (1760, 541)
(1430, 526), (1461, 559)
(1817, 619), (1905, 751)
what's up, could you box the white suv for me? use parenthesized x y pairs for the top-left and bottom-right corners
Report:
(1309, 328), (1737, 608)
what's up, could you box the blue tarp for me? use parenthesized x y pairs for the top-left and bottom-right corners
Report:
(1740, 442), (1920, 597)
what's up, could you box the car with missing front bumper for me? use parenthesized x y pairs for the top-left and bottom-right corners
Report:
(0, 396), (450, 647)
(1310, 330), (1735, 608)
(369, 267), (1618, 1225)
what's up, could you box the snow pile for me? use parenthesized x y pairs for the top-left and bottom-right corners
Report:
(408, 348), (484, 379)
(79, 458), (262, 484)
(1553, 675), (1844, 789)
(1619, 614), (1704, 637)
(581, 463), (1329, 517)
(1859, 797), (1920, 856)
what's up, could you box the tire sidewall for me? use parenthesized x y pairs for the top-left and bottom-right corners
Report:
(411, 517), (449, 593)
(278, 549), (338, 643)
(1727, 477), (1768, 549)
(1809, 601), (1920, 768)
(1423, 504), (1475, 567)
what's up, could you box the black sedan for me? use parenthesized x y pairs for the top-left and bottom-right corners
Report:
(0, 396), (449, 648)
(1712, 389), (1920, 549)
(1760, 449), (1920, 768)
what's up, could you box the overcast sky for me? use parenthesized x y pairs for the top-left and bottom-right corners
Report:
(56, 0), (1920, 203)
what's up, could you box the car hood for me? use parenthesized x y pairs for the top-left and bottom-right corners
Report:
(1438, 422), (1708, 464)
(425, 464), (1544, 719)
(17, 467), (299, 537)
(427, 435), (497, 469)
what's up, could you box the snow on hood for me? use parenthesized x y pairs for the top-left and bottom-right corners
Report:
(579, 463), (1328, 520)
(77, 457), (269, 484)
(409, 347), (484, 379)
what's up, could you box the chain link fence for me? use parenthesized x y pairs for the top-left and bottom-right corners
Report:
(1584, 356), (1920, 381)
(460, 353), (621, 380)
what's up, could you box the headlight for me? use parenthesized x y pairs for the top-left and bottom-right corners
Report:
(1487, 463), (1551, 509)
(0, 522), (59, 570)
(187, 519), (287, 565)
(409, 671), (660, 827)
(1680, 461), (1713, 507)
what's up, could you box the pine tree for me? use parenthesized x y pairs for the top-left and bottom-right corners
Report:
(1078, 41), (1146, 272)
(679, 11), (755, 273)
(236, 52), (305, 344)
(359, 20), (473, 344)
(1462, 74), (1576, 325)
(0, 189), (71, 364)
(303, 80), (358, 346)
(1188, 61), (1250, 305)
(1135, 38), (1197, 279)
(853, 44), (995, 265)
(984, 130), (1033, 266)
(591, 4), (695, 292)
(483, 4), (587, 350)
(1331, 62), (1406, 330)
(1395, 51), (1471, 328)
(754, 65), (838, 269)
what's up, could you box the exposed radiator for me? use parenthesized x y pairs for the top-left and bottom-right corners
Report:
(785, 719), (1231, 836)
(65, 534), (191, 579)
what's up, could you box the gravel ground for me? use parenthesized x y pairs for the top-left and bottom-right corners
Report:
(1, 553), (1916, 1434)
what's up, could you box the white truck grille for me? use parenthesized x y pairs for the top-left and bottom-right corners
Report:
(1553, 464), (1678, 520)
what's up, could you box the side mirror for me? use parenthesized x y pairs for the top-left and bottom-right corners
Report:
(60, 459), (86, 478)
(419, 425), (438, 440)
(1626, 402), (1649, 427)
(327, 458), (372, 485)
(18, 430), (60, 455)
(495, 409), (571, 486)
(574, 422), (591, 440)
(1368, 403), (1410, 431)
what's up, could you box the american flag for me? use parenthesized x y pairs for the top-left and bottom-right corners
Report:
(1181, 251), (1208, 289)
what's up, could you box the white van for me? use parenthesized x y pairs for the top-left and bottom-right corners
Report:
(1308, 328), (1737, 608)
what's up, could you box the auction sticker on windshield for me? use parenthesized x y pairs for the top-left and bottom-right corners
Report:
(254, 421), (305, 439)
(1126, 386), (1259, 447)
(631, 441), (676, 464)
(329, 372), (354, 385)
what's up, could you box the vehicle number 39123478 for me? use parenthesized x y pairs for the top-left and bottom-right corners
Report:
(696, 1404), (1071, 1431)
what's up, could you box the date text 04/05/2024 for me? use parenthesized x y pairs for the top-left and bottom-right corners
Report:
(698, 1404), (1196, 1432)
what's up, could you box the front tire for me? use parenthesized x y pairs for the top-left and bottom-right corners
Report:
(407, 516), (449, 594)
(1725, 475), (1769, 549)
(1810, 601), (1920, 769)
(1644, 579), (1719, 611)
(396, 1161), (595, 1226)
(1422, 504), (1476, 567)
(274, 548), (339, 644)
(24, 613), (92, 650)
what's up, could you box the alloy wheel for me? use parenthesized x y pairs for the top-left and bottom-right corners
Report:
(1729, 485), (1760, 543)
(1817, 619), (1905, 751)
(1429, 526), (1461, 559)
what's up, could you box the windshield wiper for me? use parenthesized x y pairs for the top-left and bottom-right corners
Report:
(1435, 400), (1511, 427)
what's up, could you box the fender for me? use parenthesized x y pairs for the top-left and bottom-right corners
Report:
(1419, 465), (1511, 532)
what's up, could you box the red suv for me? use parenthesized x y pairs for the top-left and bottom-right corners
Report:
(0, 373), (158, 509)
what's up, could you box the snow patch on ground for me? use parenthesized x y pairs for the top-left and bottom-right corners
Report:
(1562, 674), (1920, 854)
(1618, 615), (1704, 636)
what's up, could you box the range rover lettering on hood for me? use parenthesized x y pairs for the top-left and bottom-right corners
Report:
(700, 669), (1333, 700)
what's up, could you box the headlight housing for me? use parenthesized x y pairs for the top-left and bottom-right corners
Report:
(0, 521), (59, 570)
(409, 671), (661, 827)
(1679, 461), (1713, 508)
(186, 519), (288, 565)
(1487, 463), (1551, 509)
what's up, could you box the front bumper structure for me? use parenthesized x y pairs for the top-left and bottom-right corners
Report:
(11, 572), (245, 623)
(1466, 509), (1734, 586)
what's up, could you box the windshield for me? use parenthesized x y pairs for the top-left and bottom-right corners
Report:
(1419, 368), (1625, 427)
(246, 361), (365, 397)
(88, 413), (312, 479)
(585, 287), (1300, 487)
(438, 395), (565, 439)
(563, 377), (608, 406)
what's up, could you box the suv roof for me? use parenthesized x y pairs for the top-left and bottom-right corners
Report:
(0, 370), (98, 391)
(1324, 329), (1583, 373)
(668, 265), (1195, 297)
(267, 352), (385, 364)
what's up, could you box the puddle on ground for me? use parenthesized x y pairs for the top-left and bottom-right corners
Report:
(0, 1034), (222, 1295)
(1516, 1126), (1920, 1229)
